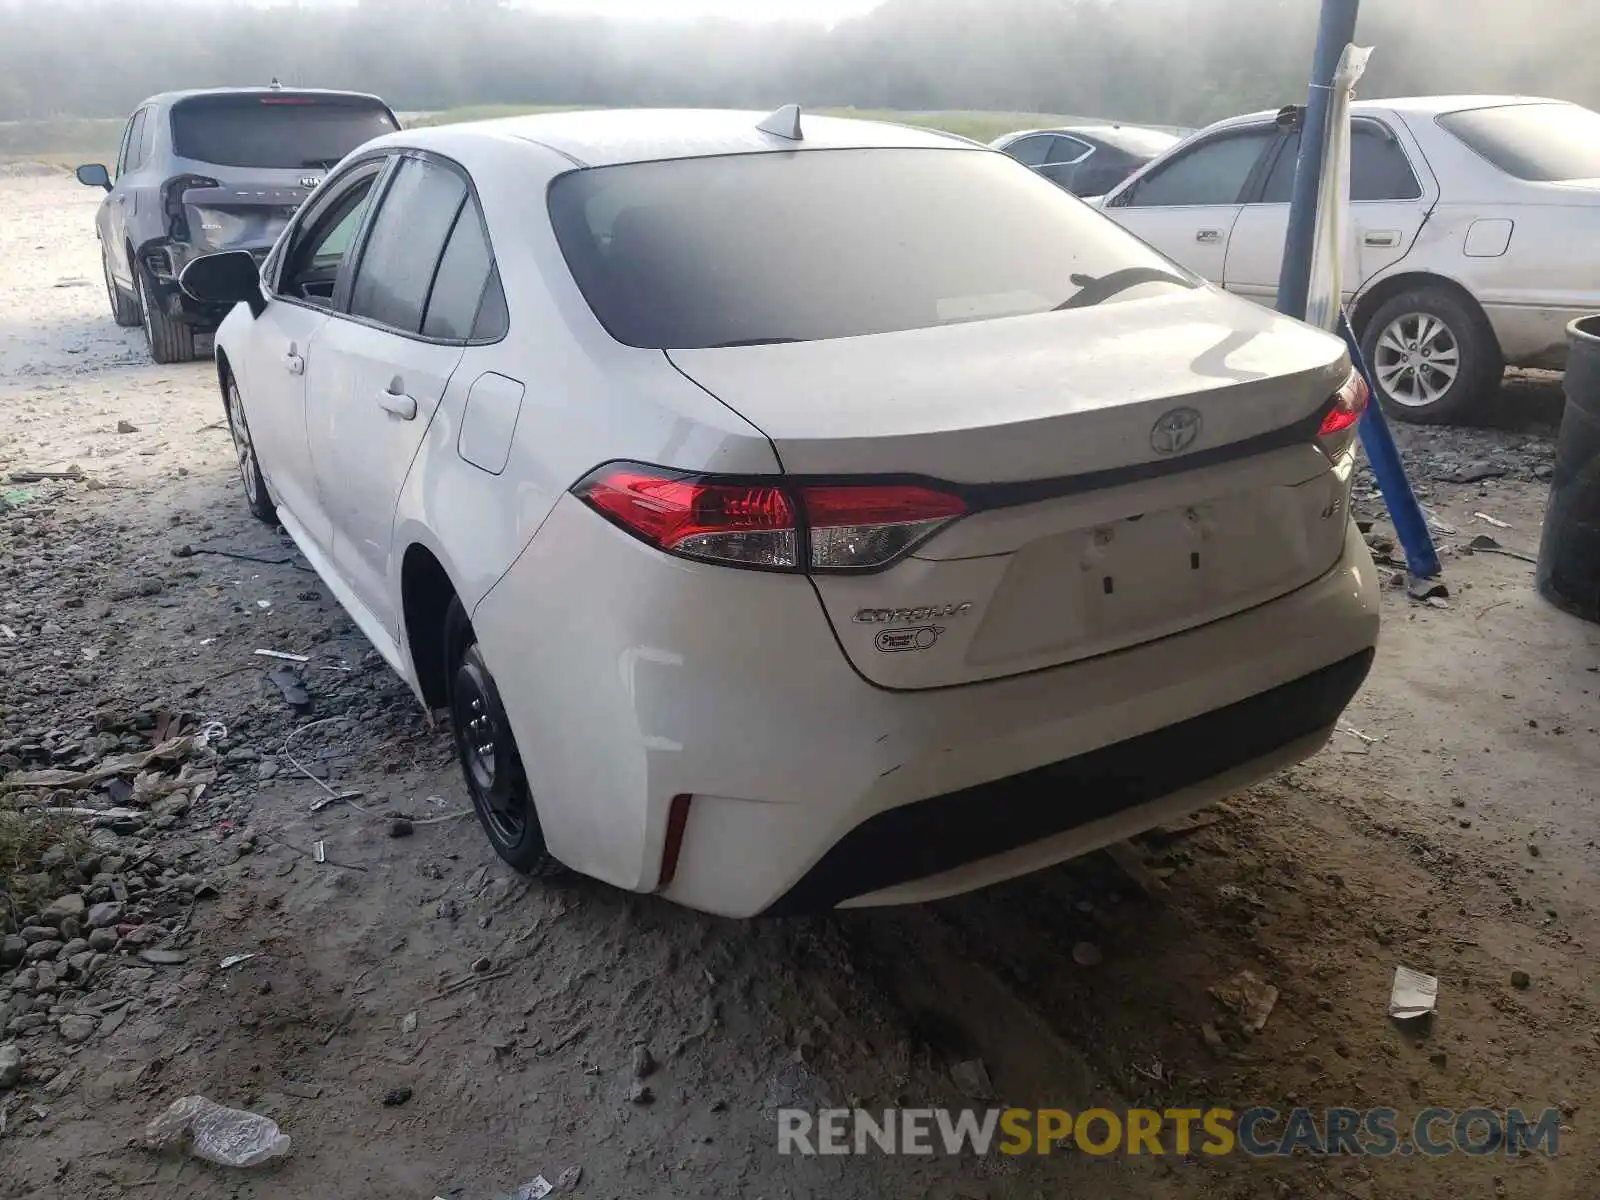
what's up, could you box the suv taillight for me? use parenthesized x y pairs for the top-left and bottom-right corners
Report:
(573, 465), (968, 574)
(162, 174), (220, 240)
(1316, 368), (1369, 458)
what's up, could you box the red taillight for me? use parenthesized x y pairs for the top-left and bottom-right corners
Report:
(576, 466), (799, 570)
(1318, 369), (1370, 439)
(573, 466), (967, 573)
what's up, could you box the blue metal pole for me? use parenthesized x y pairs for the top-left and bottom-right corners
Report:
(1277, 0), (1360, 323)
(1278, 0), (1442, 581)
(1342, 312), (1442, 580)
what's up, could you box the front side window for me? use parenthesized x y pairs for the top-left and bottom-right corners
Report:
(170, 94), (398, 169)
(125, 109), (148, 173)
(1437, 103), (1600, 182)
(278, 164), (383, 306)
(1120, 128), (1276, 207)
(114, 115), (136, 178)
(347, 157), (468, 333)
(549, 147), (1196, 350)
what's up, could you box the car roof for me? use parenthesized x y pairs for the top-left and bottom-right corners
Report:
(381, 108), (983, 168)
(137, 86), (392, 111)
(1209, 94), (1574, 130)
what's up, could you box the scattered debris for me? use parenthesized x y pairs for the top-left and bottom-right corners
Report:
(389, 818), (415, 838)
(138, 949), (191, 966)
(950, 1058), (995, 1100)
(253, 649), (310, 664)
(7, 466), (84, 483)
(1511, 970), (1531, 991)
(219, 953), (257, 971)
(381, 1086), (413, 1107)
(1472, 512), (1512, 530)
(1071, 941), (1103, 968)
(1465, 534), (1539, 564)
(1200, 1022), (1226, 1056)
(1211, 970), (1279, 1031)
(144, 1095), (290, 1167)
(280, 1081), (324, 1100)
(1338, 722), (1378, 745)
(632, 1043), (656, 1079)
(314, 840), (326, 864)
(1388, 966), (1439, 1021)
(1407, 574), (1450, 602)
(556, 1166), (583, 1190)
(501, 1178), (553, 1200)
(267, 666), (311, 712)
(628, 1081), (654, 1105)
(0, 1044), (22, 1089)
(116, 420), (138, 434)
(402, 1011), (419, 1035)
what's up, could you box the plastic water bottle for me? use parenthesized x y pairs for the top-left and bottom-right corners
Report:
(145, 1095), (291, 1167)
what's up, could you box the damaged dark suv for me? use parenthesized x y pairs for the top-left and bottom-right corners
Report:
(77, 85), (399, 363)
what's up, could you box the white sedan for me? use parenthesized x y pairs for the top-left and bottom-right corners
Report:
(182, 107), (1379, 917)
(1101, 96), (1600, 422)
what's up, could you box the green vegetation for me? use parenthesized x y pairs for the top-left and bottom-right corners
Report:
(0, 117), (123, 166)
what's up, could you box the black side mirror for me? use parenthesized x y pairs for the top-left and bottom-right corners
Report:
(180, 250), (266, 319)
(76, 163), (112, 192)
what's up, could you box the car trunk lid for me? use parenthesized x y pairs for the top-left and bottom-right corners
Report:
(668, 291), (1357, 689)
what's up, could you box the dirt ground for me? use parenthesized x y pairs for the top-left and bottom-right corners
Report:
(1, 171), (1597, 1200)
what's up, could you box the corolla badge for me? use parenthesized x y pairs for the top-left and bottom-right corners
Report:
(1150, 407), (1203, 455)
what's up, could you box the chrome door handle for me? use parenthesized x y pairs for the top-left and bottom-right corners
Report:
(1196, 229), (1223, 244)
(1363, 230), (1401, 248)
(377, 389), (418, 420)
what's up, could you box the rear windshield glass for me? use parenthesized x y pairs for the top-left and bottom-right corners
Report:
(547, 148), (1197, 349)
(1437, 103), (1600, 182)
(170, 95), (398, 170)
(1091, 127), (1181, 158)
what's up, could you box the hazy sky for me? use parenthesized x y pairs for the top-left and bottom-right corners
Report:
(513, 0), (883, 17)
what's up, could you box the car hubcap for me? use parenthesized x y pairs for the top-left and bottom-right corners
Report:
(227, 384), (259, 505)
(1374, 312), (1461, 408)
(452, 655), (525, 844)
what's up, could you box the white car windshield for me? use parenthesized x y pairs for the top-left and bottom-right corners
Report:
(1437, 103), (1600, 183)
(547, 148), (1197, 349)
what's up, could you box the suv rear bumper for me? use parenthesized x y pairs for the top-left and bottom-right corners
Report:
(138, 239), (272, 325)
(474, 500), (1380, 917)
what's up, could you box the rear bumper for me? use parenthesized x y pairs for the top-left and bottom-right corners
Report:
(1483, 303), (1592, 371)
(139, 238), (273, 325)
(765, 647), (1371, 913)
(473, 502), (1379, 918)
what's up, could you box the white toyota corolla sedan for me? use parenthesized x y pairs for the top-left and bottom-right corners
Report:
(182, 107), (1380, 917)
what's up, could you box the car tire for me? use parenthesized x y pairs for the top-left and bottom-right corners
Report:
(1361, 287), (1502, 424)
(136, 266), (198, 365)
(224, 372), (277, 525)
(444, 598), (558, 876)
(103, 248), (141, 328)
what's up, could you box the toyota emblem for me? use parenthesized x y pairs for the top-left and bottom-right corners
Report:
(1150, 407), (1203, 455)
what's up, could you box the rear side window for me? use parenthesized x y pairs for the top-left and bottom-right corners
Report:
(1121, 128), (1276, 207)
(1003, 135), (1054, 166)
(1262, 124), (1422, 202)
(1438, 103), (1600, 182)
(421, 199), (496, 340)
(348, 157), (467, 333)
(170, 94), (398, 170)
(548, 148), (1195, 350)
